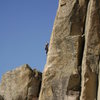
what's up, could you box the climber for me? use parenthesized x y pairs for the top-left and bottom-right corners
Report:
(45, 42), (49, 55)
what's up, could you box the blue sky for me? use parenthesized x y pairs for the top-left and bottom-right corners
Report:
(0, 0), (58, 80)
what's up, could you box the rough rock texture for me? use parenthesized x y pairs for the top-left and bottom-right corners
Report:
(39, 0), (87, 100)
(39, 0), (100, 100)
(80, 0), (100, 100)
(0, 64), (42, 100)
(0, 0), (100, 100)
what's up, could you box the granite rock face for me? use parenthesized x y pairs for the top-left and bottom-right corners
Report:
(80, 0), (100, 100)
(0, 0), (100, 100)
(0, 64), (42, 100)
(39, 0), (100, 100)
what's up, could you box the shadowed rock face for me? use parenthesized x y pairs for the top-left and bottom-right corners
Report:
(80, 0), (100, 100)
(0, 95), (4, 100)
(39, 0), (100, 100)
(0, 64), (42, 100)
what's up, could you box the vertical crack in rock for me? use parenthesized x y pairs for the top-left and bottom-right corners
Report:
(80, 0), (100, 100)
(79, 0), (89, 35)
(79, 0), (90, 98)
(78, 0), (90, 65)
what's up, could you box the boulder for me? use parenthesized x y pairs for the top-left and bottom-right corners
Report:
(0, 64), (42, 100)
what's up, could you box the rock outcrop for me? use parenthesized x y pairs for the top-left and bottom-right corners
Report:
(39, 0), (100, 100)
(0, 64), (42, 100)
(0, 0), (100, 100)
